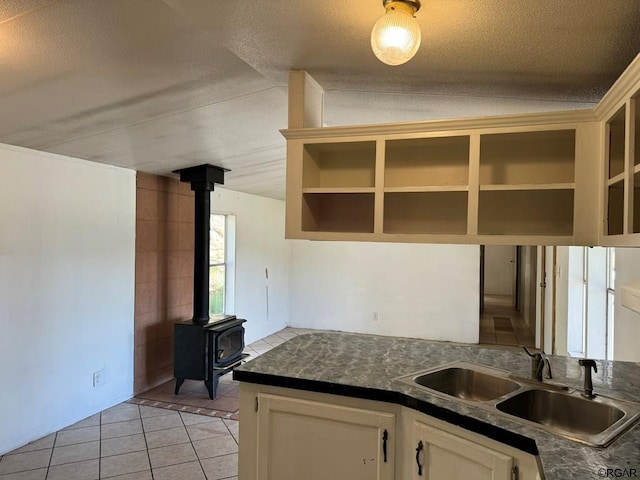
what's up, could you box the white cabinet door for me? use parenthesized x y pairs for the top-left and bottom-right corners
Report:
(256, 393), (395, 480)
(413, 420), (514, 480)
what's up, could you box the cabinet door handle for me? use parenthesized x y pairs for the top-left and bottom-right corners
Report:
(415, 440), (424, 476)
(382, 429), (388, 463)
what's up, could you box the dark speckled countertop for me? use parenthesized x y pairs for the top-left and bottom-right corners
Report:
(234, 332), (640, 480)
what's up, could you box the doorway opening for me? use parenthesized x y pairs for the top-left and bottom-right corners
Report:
(479, 245), (536, 348)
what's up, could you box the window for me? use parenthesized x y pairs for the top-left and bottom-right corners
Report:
(209, 214), (235, 315)
(566, 246), (615, 360)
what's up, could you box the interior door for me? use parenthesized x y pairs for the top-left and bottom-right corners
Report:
(483, 245), (517, 305)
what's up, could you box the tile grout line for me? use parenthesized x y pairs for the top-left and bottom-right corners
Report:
(178, 410), (209, 480)
(44, 431), (57, 480)
(140, 406), (156, 480)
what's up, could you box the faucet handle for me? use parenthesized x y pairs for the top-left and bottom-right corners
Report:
(578, 358), (598, 373)
(541, 355), (553, 379)
(522, 346), (540, 358)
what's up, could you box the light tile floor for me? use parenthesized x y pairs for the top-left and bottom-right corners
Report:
(479, 295), (535, 347)
(0, 403), (240, 480)
(0, 328), (315, 480)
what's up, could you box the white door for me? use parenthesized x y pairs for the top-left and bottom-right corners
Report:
(256, 394), (395, 480)
(484, 245), (517, 299)
(413, 420), (513, 480)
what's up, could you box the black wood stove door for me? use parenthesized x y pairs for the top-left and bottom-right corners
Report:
(214, 325), (245, 365)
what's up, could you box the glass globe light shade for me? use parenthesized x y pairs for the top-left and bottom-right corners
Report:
(371, 2), (421, 66)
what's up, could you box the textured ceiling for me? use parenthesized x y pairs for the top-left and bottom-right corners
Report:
(0, 0), (639, 199)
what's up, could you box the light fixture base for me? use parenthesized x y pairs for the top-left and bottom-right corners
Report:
(382, 0), (421, 13)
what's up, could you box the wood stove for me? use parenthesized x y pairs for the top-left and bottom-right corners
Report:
(172, 164), (248, 399)
(174, 315), (248, 399)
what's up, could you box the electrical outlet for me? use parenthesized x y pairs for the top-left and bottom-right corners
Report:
(372, 312), (379, 322)
(93, 370), (103, 387)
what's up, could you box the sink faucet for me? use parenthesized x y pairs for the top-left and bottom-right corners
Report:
(578, 359), (598, 399)
(522, 347), (552, 382)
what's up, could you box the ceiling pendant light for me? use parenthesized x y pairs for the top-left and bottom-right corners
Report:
(371, 0), (422, 66)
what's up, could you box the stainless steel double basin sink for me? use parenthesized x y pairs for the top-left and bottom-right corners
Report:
(396, 361), (640, 447)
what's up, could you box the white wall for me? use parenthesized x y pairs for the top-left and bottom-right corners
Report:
(289, 242), (480, 343)
(210, 188), (289, 344)
(614, 247), (640, 362)
(0, 144), (135, 454)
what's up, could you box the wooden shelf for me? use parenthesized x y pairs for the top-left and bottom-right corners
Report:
(480, 183), (575, 191)
(384, 185), (468, 193)
(608, 173), (625, 186)
(302, 187), (375, 194)
(385, 136), (470, 188)
(479, 130), (575, 185)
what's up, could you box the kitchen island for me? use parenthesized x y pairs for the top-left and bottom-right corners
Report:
(233, 332), (640, 480)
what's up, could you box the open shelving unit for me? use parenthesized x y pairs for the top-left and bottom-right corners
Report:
(287, 122), (587, 243)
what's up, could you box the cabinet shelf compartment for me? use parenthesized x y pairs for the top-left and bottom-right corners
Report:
(607, 107), (626, 179)
(478, 190), (574, 236)
(385, 136), (470, 188)
(608, 180), (625, 235)
(303, 141), (376, 189)
(302, 193), (374, 233)
(384, 192), (468, 234)
(479, 130), (575, 186)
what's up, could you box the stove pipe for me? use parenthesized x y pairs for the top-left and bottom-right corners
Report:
(173, 164), (227, 325)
